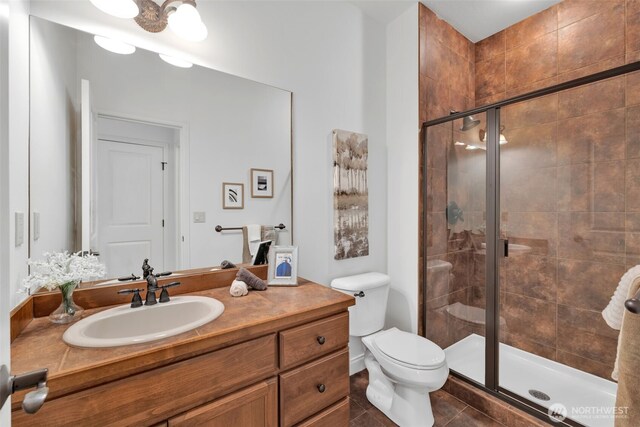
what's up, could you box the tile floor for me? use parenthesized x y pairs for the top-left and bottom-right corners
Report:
(349, 370), (508, 427)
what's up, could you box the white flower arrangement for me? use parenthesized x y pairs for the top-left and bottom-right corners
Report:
(23, 251), (106, 293)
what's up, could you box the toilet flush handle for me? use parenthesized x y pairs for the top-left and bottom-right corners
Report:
(354, 291), (365, 298)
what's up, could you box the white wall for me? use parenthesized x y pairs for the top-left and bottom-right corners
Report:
(29, 19), (77, 262)
(29, 1), (389, 289)
(7, 0), (29, 309)
(386, 5), (419, 333)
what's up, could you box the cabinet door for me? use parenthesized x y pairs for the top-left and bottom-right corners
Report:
(169, 378), (277, 427)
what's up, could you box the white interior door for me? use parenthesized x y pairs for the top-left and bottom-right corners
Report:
(96, 140), (164, 278)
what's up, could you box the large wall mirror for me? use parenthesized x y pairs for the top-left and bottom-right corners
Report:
(28, 16), (292, 290)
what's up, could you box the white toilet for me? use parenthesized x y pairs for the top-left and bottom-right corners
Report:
(331, 272), (449, 427)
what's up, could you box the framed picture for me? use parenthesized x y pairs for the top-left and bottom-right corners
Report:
(251, 168), (274, 198)
(222, 182), (244, 209)
(267, 245), (298, 286)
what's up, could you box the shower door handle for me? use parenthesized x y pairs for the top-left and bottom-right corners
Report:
(499, 239), (509, 258)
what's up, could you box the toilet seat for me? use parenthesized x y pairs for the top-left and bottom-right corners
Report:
(374, 328), (446, 370)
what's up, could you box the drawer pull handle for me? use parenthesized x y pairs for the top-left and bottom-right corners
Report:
(317, 384), (326, 393)
(317, 336), (326, 345)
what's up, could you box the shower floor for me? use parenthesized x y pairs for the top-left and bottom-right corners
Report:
(445, 334), (618, 427)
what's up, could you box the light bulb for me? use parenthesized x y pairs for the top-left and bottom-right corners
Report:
(90, 0), (139, 19)
(168, 4), (208, 42)
(94, 35), (136, 55)
(159, 54), (193, 68)
(499, 133), (508, 145)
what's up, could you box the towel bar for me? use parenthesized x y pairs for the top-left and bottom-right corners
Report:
(215, 223), (286, 232)
(626, 289), (640, 314)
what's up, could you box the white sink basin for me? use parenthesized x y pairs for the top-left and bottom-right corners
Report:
(63, 296), (224, 348)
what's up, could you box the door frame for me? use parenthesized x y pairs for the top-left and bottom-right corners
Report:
(94, 110), (190, 270)
(0, 0), (11, 422)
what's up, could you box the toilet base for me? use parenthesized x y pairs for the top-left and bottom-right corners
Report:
(364, 352), (435, 427)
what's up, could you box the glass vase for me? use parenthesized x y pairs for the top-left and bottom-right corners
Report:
(49, 280), (84, 324)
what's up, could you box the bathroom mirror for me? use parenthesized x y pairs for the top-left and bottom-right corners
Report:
(28, 16), (292, 290)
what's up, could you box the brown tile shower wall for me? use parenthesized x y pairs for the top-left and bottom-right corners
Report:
(471, 0), (639, 379)
(420, 5), (479, 348)
(422, 0), (640, 380)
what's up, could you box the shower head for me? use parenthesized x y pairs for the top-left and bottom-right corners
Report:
(460, 115), (480, 131)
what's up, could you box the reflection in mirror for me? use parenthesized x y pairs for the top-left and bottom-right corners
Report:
(29, 16), (292, 291)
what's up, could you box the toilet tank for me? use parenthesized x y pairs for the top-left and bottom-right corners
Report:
(331, 272), (390, 337)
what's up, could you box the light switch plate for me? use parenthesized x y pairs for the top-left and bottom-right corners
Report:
(33, 212), (40, 241)
(15, 212), (24, 247)
(193, 212), (206, 223)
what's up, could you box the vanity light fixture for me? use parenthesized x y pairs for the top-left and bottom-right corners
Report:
(93, 35), (136, 55)
(159, 53), (193, 68)
(91, 0), (208, 42)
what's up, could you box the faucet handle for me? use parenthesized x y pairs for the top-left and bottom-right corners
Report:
(158, 281), (181, 303)
(155, 271), (173, 277)
(117, 274), (141, 282)
(117, 288), (144, 308)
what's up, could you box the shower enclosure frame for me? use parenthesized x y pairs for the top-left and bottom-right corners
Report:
(422, 60), (640, 426)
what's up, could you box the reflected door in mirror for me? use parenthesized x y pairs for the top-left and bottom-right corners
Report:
(96, 140), (164, 276)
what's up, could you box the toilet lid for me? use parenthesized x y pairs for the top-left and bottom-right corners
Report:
(375, 328), (445, 369)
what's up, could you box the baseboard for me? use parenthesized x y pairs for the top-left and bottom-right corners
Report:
(350, 354), (365, 375)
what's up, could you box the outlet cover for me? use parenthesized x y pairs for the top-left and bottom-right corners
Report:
(193, 212), (206, 223)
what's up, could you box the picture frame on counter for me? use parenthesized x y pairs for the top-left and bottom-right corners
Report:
(267, 245), (298, 286)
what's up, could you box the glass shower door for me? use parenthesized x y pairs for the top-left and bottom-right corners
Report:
(498, 86), (620, 426)
(424, 112), (489, 387)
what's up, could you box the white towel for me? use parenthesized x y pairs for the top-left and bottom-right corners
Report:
(246, 224), (261, 256)
(602, 265), (640, 330)
(229, 279), (248, 297)
(611, 276), (640, 380)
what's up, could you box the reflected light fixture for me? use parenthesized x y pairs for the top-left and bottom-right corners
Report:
(93, 35), (136, 55)
(159, 53), (193, 68)
(90, 0), (208, 42)
(479, 126), (509, 145)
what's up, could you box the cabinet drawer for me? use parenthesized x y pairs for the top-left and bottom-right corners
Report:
(279, 313), (348, 370)
(12, 334), (277, 427)
(280, 348), (349, 427)
(169, 377), (277, 427)
(295, 397), (349, 427)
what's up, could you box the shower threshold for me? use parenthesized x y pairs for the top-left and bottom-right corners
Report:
(445, 334), (618, 427)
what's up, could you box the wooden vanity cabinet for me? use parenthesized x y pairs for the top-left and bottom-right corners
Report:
(12, 310), (351, 427)
(171, 312), (351, 427)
